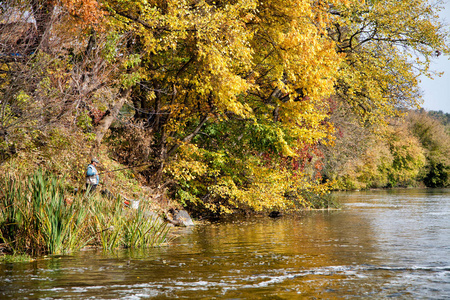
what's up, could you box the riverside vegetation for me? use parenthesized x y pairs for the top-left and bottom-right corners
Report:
(0, 169), (169, 257)
(1, 0), (450, 257)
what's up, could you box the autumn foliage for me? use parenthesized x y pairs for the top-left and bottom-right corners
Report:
(0, 0), (449, 215)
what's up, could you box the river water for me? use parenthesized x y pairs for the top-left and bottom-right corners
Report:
(1, 189), (450, 299)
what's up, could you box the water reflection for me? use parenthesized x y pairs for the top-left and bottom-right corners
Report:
(1, 189), (450, 299)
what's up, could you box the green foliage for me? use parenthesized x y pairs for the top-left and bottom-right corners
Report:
(424, 163), (448, 188)
(325, 109), (450, 190)
(76, 112), (94, 131)
(300, 191), (341, 210)
(383, 123), (426, 187)
(0, 254), (32, 263)
(325, 117), (426, 189)
(428, 110), (450, 128)
(407, 110), (450, 187)
(163, 118), (332, 215)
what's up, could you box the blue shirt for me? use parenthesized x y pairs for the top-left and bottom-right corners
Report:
(86, 164), (99, 185)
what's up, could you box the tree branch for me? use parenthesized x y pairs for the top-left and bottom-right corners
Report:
(166, 113), (210, 158)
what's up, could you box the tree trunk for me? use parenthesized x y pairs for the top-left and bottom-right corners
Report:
(155, 129), (167, 185)
(94, 88), (130, 146)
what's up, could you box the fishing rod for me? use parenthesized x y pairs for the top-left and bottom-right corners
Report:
(98, 163), (151, 175)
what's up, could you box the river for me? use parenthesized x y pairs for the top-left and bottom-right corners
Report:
(1, 189), (450, 299)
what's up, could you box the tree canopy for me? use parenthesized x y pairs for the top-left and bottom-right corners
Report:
(0, 0), (449, 214)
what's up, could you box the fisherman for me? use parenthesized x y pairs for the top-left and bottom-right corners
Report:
(86, 158), (100, 192)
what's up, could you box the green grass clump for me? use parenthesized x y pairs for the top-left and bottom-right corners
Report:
(91, 197), (169, 251)
(0, 254), (32, 263)
(0, 169), (170, 257)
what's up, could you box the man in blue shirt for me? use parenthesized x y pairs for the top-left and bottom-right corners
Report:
(86, 158), (100, 192)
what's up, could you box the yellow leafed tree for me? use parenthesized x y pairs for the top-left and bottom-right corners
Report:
(100, 0), (347, 213)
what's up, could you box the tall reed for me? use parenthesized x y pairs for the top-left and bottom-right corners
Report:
(0, 170), (170, 256)
(0, 170), (90, 255)
(31, 171), (91, 254)
(0, 176), (25, 253)
(122, 206), (169, 248)
(89, 196), (170, 250)
(90, 195), (126, 251)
